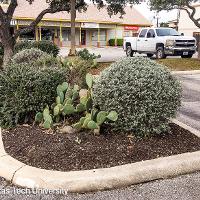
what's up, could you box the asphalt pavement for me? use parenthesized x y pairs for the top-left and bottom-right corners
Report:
(0, 172), (200, 200)
(59, 46), (198, 62)
(177, 74), (200, 131)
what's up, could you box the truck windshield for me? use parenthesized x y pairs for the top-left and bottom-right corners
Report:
(156, 29), (181, 36)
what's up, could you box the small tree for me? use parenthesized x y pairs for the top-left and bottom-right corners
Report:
(149, 0), (200, 29)
(0, 0), (139, 67)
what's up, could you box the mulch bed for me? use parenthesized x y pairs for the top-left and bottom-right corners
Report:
(2, 123), (200, 172)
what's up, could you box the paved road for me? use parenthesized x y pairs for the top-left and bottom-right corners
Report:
(177, 74), (200, 131)
(0, 172), (200, 200)
(59, 47), (125, 62)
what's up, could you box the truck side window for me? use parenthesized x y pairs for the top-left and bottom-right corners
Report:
(147, 29), (156, 38)
(139, 29), (147, 38)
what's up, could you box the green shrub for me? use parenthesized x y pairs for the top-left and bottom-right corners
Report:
(62, 57), (93, 87)
(14, 40), (59, 57)
(93, 57), (182, 137)
(0, 63), (69, 128)
(108, 38), (123, 46)
(0, 43), (4, 56)
(14, 40), (32, 54)
(11, 48), (62, 68)
(0, 56), (3, 68)
(36, 40), (59, 57)
(11, 48), (48, 65)
(77, 49), (101, 61)
(117, 39), (123, 46)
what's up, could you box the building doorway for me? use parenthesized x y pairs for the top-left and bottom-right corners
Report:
(81, 30), (86, 45)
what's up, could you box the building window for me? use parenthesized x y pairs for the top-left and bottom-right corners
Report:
(92, 30), (106, 41)
(62, 29), (71, 42)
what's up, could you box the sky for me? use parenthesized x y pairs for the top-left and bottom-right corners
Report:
(85, 0), (178, 25)
(133, 2), (178, 25)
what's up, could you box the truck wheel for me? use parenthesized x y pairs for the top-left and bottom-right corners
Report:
(147, 53), (154, 58)
(181, 54), (193, 58)
(126, 46), (133, 57)
(156, 47), (166, 59)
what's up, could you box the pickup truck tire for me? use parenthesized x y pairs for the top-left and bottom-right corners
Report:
(156, 47), (166, 59)
(126, 46), (133, 57)
(147, 53), (154, 58)
(181, 54), (193, 58)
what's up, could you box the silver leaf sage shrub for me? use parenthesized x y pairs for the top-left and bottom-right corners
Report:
(93, 57), (182, 137)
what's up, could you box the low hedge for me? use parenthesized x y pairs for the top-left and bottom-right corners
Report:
(108, 39), (123, 46)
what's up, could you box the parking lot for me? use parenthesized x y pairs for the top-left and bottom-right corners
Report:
(59, 47), (198, 62)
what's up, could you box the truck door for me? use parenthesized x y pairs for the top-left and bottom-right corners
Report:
(145, 29), (157, 52)
(137, 29), (148, 52)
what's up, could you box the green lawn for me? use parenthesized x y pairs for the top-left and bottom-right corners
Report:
(157, 58), (200, 71)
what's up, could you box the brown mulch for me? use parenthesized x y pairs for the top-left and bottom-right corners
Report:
(90, 62), (111, 75)
(2, 123), (200, 172)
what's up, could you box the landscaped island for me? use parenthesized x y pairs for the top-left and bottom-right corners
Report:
(1, 41), (199, 180)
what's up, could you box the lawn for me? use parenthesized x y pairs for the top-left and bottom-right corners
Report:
(157, 58), (200, 71)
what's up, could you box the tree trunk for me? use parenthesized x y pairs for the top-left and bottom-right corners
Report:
(0, 20), (16, 68)
(3, 42), (14, 66)
(69, 0), (76, 56)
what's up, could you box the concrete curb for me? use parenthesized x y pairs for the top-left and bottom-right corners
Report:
(172, 70), (200, 75)
(171, 119), (200, 138)
(0, 124), (200, 193)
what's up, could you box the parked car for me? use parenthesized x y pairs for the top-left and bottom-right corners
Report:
(123, 28), (197, 59)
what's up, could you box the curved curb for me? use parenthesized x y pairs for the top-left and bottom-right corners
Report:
(0, 126), (200, 193)
(172, 70), (200, 75)
(171, 119), (200, 138)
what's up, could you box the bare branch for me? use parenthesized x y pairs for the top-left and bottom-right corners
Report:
(180, 6), (200, 28)
(185, 2), (196, 18)
(14, 0), (86, 39)
(14, 5), (70, 39)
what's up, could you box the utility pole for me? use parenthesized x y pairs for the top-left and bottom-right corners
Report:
(154, 12), (160, 28)
(176, 8), (181, 31)
(69, 0), (76, 56)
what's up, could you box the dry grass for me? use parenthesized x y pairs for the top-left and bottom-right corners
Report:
(89, 58), (200, 75)
(157, 58), (200, 71)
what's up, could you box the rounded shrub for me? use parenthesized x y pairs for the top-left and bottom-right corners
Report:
(10, 48), (62, 68)
(11, 48), (49, 65)
(14, 40), (32, 54)
(0, 63), (69, 128)
(93, 57), (182, 136)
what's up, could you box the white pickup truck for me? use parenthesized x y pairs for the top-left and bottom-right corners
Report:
(123, 28), (197, 59)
